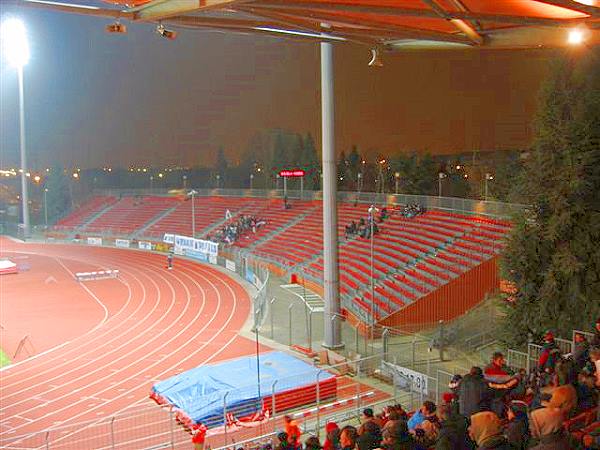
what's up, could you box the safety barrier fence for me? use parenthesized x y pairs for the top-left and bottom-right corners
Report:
(1, 354), (428, 450)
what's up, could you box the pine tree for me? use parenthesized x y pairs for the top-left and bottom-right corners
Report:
(501, 49), (600, 347)
(215, 147), (228, 187)
(302, 133), (321, 190)
(45, 167), (72, 223)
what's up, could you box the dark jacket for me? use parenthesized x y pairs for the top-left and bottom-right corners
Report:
(505, 415), (529, 450)
(357, 432), (380, 450)
(382, 436), (419, 450)
(459, 373), (490, 417)
(357, 421), (382, 450)
(435, 413), (472, 450)
(572, 341), (590, 371)
(529, 430), (571, 450)
(591, 330), (600, 348)
(476, 435), (512, 450)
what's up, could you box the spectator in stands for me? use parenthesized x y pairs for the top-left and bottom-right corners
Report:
(340, 425), (358, 450)
(575, 371), (598, 411)
(434, 403), (471, 450)
(572, 332), (591, 372)
(284, 415), (302, 449)
(468, 411), (511, 450)
(543, 380), (578, 417)
(407, 406), (425, 431)
(381, 420), (418, 450)
(411, 401), (440, 447)
(276, 432), (294, 450)
(538, 331), (561, 372)
(504, 400), (530, 450)
(529, 407), (570, 450)
(484, 352), (516, 417)
(484, 352), (512, 382)
(459, 367), (490, 418)
(582, 434), (599, 450)
(304, 436), (322, 450)
(381, 409), (403, 441)
(589, 348), (600, 388)
(323, 422), (341, 450)
(358, 408), (381, 438)
(357, 420), (382, 450)
(592, 318), (600, 348)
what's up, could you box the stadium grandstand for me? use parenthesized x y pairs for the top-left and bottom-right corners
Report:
(47, 192), (511, 330)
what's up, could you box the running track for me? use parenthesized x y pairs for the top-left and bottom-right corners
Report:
(0, 239), (267, 448)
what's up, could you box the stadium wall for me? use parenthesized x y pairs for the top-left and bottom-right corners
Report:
(380, 256), (500, 329)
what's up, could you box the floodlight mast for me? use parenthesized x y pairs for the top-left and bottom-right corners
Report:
(2, 19), (31, 238)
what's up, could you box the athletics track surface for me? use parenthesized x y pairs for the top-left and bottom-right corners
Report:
(0, 238), (264, 448)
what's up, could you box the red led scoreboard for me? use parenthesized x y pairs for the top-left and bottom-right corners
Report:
(279, 169), (305, 177)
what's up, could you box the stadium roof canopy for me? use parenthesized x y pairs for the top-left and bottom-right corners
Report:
(19, 0), (600, 49)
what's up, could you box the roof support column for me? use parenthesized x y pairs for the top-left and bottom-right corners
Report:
(321, 42), (343, 349)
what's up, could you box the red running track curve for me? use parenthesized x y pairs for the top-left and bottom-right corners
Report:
(0, 239), (267, 448)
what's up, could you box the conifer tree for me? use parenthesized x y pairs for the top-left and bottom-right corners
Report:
(501, 49), (600, 347)
(45, 167), (72, 222)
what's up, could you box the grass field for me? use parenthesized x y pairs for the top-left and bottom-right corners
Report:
(0, 349), (11, 367)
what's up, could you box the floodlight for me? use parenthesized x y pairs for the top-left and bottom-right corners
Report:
(568, 29), (584, 45)
(1, 18), (29, 68)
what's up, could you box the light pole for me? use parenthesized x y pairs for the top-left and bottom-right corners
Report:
(438, 172), (447, 197)
(394, 171), (400, 195)
(377, 159), (386, 195)
(43, 188), (48, 227)
(485, 173), (494, 201)
(187, 189), (197, 237)
(250, 173), (254, 190)
(368, 204), (379, 353)
(2, 19), (30, 238)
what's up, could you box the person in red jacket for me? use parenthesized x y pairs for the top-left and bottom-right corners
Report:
(538, 331), (561, 371)
(284, 415), (301, 449)
(484, 352), (512, 383)
(323, 422), (341, 450)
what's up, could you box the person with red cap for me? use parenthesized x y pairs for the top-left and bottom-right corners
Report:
(538, 331), (561, 372)
(323, 422), (341, 450)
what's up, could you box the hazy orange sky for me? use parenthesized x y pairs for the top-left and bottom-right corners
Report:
(0, 4), (557, 169)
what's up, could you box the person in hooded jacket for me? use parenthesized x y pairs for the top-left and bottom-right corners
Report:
(468, 411), (512, 450)
(434, 403), (472, 450)
(459, 367), (491, 418)
(504, 400), (530, 450)
(529, 407), (570, 450)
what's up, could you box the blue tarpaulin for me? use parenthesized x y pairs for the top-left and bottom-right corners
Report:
(152, 351), (335, 426)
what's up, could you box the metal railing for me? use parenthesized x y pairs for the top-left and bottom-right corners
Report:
(92, 188), (526, 219)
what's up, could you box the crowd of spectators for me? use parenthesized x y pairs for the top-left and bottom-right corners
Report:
(402, 204), (425, 218)
(268, 319), (600, 450)
(208, 214), (265, 244)
(345, 208), (389, 240)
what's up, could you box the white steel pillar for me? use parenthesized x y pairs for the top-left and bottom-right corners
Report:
(321, 42), (342, 349)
